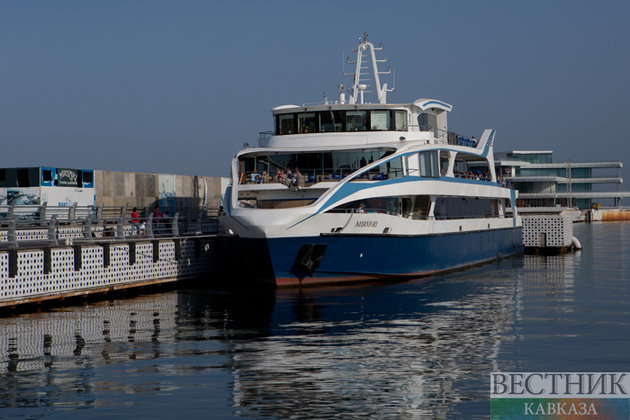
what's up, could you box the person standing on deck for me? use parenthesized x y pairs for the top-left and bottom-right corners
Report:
(131, 207), (139, 236)
(153, 204), (163, 233)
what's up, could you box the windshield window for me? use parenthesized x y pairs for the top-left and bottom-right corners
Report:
(275, 109), (407, 134)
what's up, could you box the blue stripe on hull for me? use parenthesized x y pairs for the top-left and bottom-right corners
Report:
(230, 228), (523, 287)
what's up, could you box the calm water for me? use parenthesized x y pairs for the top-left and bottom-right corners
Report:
(1, 222), (630, 419)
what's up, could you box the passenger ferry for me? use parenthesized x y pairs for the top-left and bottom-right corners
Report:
(220, 34), (523, 287)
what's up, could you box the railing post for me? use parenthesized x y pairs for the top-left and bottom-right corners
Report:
(48, 215), (59, 247)
(196, 210), (203, 235)
(69, 202), (78, 226)
(38, 202), (48, 226)
(146, 217), (154, 239)
(172, 212), (179, 237)
(117, 213), (125, 239)
(83, 217), (94, 242)
(97, 203), (104, 226)
(95, 203), (105, 227)
(7, 216), (18, 250)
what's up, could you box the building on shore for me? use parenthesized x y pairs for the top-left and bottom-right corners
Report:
(475, 151), (630, 210)
(0, 166), (228, 209)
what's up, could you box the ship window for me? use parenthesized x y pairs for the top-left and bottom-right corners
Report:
(275, 110), (409, 134)
(257, 199), (316, 209)
(419, 151), (439, 178)
(372, 157), (404, 180)
(409, 195), (432, 219)
(346, 111), (367, 131)
(434, 197), (493, 219)
(320, 110), (344, 132)
(440, 155), (449, 176)
(393, 110), (406, 131)
(326, 197), (401, 215)
(405, 154), (420, 177)
(298, 113), (318, 133)
(418, 112), (437, 135)
(370, 111), (389, 131)
(239, 149), (394, 185)
(277, 114), (296, 135)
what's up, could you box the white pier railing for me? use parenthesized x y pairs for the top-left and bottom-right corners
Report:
(1, 203), (220, 249)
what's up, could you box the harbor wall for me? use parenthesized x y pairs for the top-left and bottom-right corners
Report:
(94, 171), (228, 208)
(0, 237), (219, 308)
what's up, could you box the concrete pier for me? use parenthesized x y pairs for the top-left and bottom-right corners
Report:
(0, 203), (221, 308)
(0, 236), (218, 308)
(519, 207), (580, 254)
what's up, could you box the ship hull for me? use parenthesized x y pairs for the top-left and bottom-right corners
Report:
(226, 227), (523, 287)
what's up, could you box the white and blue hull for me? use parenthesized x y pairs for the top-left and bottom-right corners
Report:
(220, 188), (523, 286)
(223, 226), (522, 287)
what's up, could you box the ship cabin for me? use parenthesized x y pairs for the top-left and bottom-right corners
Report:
(236, 100), (490, 183)
(232, 100), (501, 213)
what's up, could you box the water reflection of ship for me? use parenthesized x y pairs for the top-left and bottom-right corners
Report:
(227, 275), (522, 419)
(0, 274), (518, 417)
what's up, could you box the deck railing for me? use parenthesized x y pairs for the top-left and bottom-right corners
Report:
(238, 167), (362, 186)
(328, 206), (510, 220)
(238, 169), (512, 188)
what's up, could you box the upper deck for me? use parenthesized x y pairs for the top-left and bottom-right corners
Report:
(255, 34), (461, 150)
(258, 100), (477, 150)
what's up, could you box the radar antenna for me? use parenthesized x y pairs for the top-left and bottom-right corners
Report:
(343, 32), (394, 104)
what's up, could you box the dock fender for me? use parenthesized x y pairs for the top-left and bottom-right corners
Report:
(571, 236), (582, 251)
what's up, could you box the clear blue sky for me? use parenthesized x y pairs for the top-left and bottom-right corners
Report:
(1, 1), (628, 178)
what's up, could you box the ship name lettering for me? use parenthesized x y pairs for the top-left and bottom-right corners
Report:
(355, 221), (377, 228)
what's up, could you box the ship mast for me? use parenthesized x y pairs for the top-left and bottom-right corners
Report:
(344, 33), (394, 104)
